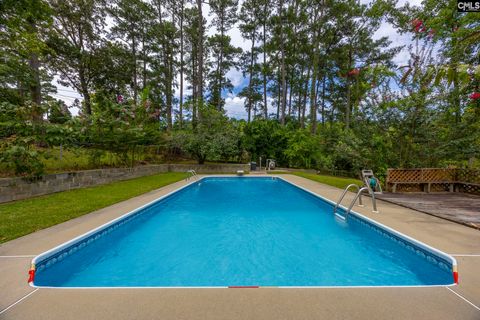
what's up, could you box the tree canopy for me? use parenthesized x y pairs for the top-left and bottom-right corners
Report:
(0, 0), (479, 177)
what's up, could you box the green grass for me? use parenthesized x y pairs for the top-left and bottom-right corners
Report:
(0, 172), (188, 243)
(290, 171), (362, 189)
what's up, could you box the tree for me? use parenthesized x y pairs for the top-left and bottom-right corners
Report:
(195, 0), (205, 117)
(174, 105), (241, 163)
(208, 0), (240, 111)
(48, 0), (106, 115)
(0, 0), (53, 121)
(183, 7), (203, 127)
(109, 0), (154, 106)
(239, 0), (261, 121)
(151, 0), (178, 131)
(206, 35), (241, 110)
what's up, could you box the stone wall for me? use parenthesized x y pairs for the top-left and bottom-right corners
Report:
(0, 163), (249, 203)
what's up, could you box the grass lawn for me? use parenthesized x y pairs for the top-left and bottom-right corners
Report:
(0, 172), (187, 243)
(290, 171), (362, 189)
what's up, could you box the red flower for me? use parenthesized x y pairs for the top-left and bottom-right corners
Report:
(470, 92), (480, 100)
(411, 19), (425, 33)
(347, 68), (360, 77)
(117, 95), (123, 103)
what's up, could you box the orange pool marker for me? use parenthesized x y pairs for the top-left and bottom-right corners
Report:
(453, 271), (459, 284)
(453, 265), (459, 284)
(28, 264), (36, 283)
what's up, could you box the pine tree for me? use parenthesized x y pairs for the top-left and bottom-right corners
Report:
(48, 0), (106, 115)
(208, 0), (240, 111)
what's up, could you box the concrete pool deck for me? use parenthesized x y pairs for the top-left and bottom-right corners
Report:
(1, 174), (479, 319)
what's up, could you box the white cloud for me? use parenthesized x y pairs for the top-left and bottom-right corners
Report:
(373, 22), (414, 66)
(228, 26), (251, 52)
(224, 93), (278, 120)
(226, 68), (244, 87)
(224, 93), (247, 119)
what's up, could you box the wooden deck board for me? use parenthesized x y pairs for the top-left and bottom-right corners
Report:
(376, 193), (480, 229)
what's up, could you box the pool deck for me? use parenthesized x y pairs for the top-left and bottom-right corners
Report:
(375, 192), (480, 229)
(1, 174), (479, 319)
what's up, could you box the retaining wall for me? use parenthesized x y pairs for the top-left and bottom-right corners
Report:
(0, 163), (249, 203)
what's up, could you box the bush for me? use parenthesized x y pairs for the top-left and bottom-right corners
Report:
(172, 106), (241, 164)
(284, 130), (321, 168)
(0, 145), (45, 177)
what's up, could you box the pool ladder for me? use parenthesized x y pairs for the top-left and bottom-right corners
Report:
(186, 169), (198, 181)
(333, 184), (378, 220)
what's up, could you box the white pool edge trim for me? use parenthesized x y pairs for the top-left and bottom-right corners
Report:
(29, 175), (458, 289)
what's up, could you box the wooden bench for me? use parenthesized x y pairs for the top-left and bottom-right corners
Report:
(390, 181), (454, 193)
(386, 168), (480, 194)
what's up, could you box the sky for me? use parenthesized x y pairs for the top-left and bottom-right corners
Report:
(52, 0), (422, 119)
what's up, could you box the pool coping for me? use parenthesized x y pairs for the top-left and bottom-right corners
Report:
(28, 175), (458, 289)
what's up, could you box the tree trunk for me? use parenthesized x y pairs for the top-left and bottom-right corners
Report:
(345, 46), (352, 130)
(288, 79), (293, 118)
(247, 35), (256, 122)
(78, 28), (91, 115)
(309, 7), (320, 134)
(310, 72), (318, 134)
(179, 1), (184, 128)
(453, 66), (460, 123)
(192, 52), (197, 128)
(288, 0), (298, 122)
(156, 3), (172, 130)
(166, 48), (173, 131)
(28, 52), (42, 121)
(301, 65), (310, 128)
(262, 7), (268, 119)
(279, 0), (286, 125)
(329, 76), (335, 125)
(217, 11), (225, 111)
(132, 34), (137, 106)
(276, 70), (281, 120)
(27, 18), (42, 122)
(297, 65), (306, 122)
(321, 74), (326, 127)
(142, 35), (147, 91)
(196, 0), (204, 117)
(78, 69), (92, 115)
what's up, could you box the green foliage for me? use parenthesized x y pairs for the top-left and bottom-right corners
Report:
(283, 130), (321, 169)
(0, 145), (44, 176)
(173, 106), (241, 164)
(242, 119), (288, 164)
(47, 100), (72, 124)
(1, 0), (479, 180)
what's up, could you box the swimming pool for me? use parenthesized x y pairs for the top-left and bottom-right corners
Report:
(30, 177), (457, 288)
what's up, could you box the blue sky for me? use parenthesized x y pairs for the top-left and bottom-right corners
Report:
(52, 0), (421, 119)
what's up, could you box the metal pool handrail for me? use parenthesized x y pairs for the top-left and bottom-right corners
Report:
(335, 185), (379, 220)
(186, 170), (198, 180)
(334, 184), (363, 218)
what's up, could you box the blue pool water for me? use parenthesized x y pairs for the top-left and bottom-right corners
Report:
(34, 177), (454, 287)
